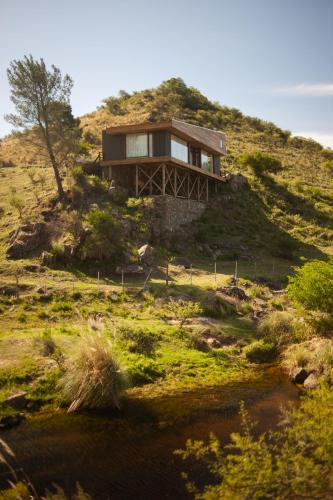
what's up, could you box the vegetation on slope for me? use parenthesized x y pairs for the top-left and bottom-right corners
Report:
(1, 77), (332, 258)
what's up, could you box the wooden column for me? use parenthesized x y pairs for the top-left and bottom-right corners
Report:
(206, 178), (209, 202)
(174, 166), (177, 197)
(162, 164), (166, 196)
(135, 165), (138, 197)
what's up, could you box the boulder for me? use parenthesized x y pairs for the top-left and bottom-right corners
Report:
(217, 286), (248, 301)
(138, 244), (154, 266)
(23, 264), (44, 273)
(41, 251), (53, 266)
(303, 373), (319, 390)
(4, 391), (28, 410)
(115, 265), (145, 275)
(206, 337), (222, 348)
(0, 285), (18, 296)
(7, 221), (47, 259)
(291, 367), (309, 384)
(170, 256), (191, 269)
(0, 413), (25, 430)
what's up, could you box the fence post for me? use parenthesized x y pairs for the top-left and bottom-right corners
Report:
(97, 271), (100, 284)
(121, 269), (125, 294)
(15, 272), (19, 298)
(214, 260), (217, 286)
(143, 268), (153, 290)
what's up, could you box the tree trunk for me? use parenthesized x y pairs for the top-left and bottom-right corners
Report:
(47, 143), (65, 199)
(42, 123), (66, 200)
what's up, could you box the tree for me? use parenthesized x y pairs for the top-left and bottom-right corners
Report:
(288, 259), (333, 315)
(6, 55), (81, 199)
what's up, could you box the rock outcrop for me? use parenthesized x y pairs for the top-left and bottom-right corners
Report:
(7, 221), (47, 259)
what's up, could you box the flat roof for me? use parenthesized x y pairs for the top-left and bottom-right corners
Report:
(104, 119), (226, 156)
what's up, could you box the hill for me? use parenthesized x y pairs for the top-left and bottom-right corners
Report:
(0, 77), (332, 263)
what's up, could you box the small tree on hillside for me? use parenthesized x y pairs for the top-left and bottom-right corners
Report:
(238, 151), (282, 176)
(288, 259), (333, 315)
(6, 55), (82, 199)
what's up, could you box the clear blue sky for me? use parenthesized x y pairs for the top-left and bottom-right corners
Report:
(1, 0), (333, 146)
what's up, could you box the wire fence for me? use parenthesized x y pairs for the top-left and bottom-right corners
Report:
(9, 258), (289, 298)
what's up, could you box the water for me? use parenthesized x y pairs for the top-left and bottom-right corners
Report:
(1, 367), (299, 499)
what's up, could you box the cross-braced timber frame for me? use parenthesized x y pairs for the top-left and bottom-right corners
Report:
(135, 163), (215, 202)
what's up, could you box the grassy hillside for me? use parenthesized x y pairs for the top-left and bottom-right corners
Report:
(0, 77), (332, 260)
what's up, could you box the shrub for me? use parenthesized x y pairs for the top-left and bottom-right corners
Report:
(258, 311), (295, 349)
(288, 259), (333, 314)
(59, 333), (127, 411)
(243, 340), (277, 363)
(9, 194), (24, 218)
(50, 241), (65, 261)
(118, 326), (160, 355)
(238, 151), (282, 175)
(167, 299), (202, 327)
(202, 293), (236, 318)
(176, 387), (333, 499)
(83, 209), (125, 261)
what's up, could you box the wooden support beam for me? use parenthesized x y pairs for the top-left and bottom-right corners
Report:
(206, 178), (209, 202)
(135, 165), (138, 197)
(162, 164), (166, 196)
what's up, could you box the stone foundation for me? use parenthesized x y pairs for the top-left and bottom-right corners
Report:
(154, 195), (205, 232)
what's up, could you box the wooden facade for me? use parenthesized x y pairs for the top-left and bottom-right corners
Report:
(85, 119), (227, 201)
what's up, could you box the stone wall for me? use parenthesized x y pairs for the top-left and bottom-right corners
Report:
(153, 195), (205, 233)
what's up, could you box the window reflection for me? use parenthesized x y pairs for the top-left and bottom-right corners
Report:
(171, 135), (188, 163)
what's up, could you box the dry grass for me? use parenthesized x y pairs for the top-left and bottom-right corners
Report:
(59, 332), (127, 412)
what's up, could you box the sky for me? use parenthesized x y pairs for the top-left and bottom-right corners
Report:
(1, 0), (333, 147)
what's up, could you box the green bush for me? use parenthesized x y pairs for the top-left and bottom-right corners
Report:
(177, 386), (333, 499)
(50, 241), (65, 261)
(238, 151), (282, 175)
(118, 326), (160, 355)
(59, 333), (127, 411)
(243, 340), (277, 363)
(83, 209), (125, 261)
(288, 259), (333, 314)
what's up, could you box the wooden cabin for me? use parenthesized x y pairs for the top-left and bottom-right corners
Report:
(86, 119), (227, 201)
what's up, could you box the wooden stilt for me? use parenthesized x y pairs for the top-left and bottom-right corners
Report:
(162, 164), (166, 196)
(135, 165), (138, 197)
(206, 178), (209, 202)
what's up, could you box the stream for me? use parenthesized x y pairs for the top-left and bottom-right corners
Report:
(1, 367), (299, 499)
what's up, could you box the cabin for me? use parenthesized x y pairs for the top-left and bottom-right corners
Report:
(85, 119), (227, 202)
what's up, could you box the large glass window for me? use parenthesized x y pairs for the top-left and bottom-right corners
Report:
(126, 133), (152, 158)
(171, 135), (188, 163)
(201, 150), (213, 172)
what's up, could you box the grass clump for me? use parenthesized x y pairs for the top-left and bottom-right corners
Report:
(118, 325), (160, 355)
(243, 340), (277, 363)
(258, 311), (295, 350)
(59, 333), (127, 412)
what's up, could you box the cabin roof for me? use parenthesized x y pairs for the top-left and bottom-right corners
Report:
(104, 119), (226, 155)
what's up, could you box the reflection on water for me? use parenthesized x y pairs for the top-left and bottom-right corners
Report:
(1, 367), (299, 500)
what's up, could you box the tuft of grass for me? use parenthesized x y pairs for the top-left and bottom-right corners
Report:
(258, 310), (296, 350)
(243, 340), (277, 363)
(59, 333), (127, 411)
